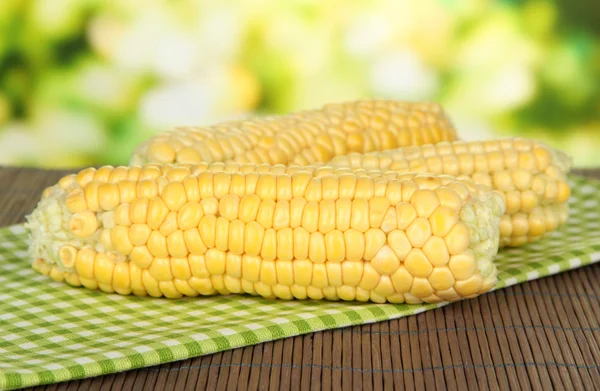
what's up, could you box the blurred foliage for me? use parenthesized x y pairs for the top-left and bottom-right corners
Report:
(0, 0), (598, 167)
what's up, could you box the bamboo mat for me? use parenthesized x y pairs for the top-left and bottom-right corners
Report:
(1, 166), (599, 391)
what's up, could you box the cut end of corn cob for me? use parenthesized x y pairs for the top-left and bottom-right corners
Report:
(130, 100), (457, 167)
(328, 138), (572, 247)
(25, 164), (504, 304)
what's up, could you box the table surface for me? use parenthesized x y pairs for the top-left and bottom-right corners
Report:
(2, 166), (599, 391)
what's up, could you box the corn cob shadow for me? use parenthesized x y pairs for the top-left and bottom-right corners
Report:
(328, 138), (572, 247)
(130, 100), (457, 167)
(25, 164), (505, 304)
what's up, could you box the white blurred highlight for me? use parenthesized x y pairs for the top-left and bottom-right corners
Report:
(370, 51), (439, 101)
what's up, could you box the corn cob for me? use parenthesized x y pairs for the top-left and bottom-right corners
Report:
(328, 138), (571, 247)
(130, 100), (457, 167)
(25, 163), (505, 304)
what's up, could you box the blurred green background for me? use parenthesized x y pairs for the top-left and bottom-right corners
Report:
(0, 0), (599, 168)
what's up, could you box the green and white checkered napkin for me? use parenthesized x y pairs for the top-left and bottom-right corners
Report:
(1, 176), (599, 390)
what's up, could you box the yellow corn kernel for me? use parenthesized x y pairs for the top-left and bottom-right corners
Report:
(65, 189), (87, 213)
(428, 266), (455, 290)
(219, 194), (240, 221)
(75, 248), (96, 279)
(273, 227), (292, 261)
(198, 215), (217, 248)
(205, 248), (226, 275)
(58, 174), (77, 189)
(213, 172), (232, 199)
(254, 173), (276, 201)
(129, 224), (152, 246)
(368, 197), (390, 229)
(69, 211), (98, 238)
(76, 167), (97, 186)
(411, 189), (440, 218)
(112, 226), (134, 255)
(128, 262), (144, 292)
(355, 176), (374, 199)
(141, 269), (161, 297)
(308, 232), (326, 264)
(130, 245), (154, 269)
(311, 263), (329, 289)
(454, 274), (484, 297)
(371, 245), (400, 275)
(254, 281), (273, 298)
(137, 179), (158, 199)
(227, 219), (245, 255)
(63, 271), (81, 287)
(344, 229), (365, 262)
(215, 216), (230, 252)
(167, 230), (188, 258)
(520, 190), (538, 213)
(224, 253), (242, 278)
(287, 228), (311, 260)
(358, 262), (380, 291)
(256, 199), (276, 229)
(129, 198), (149, 224)
(189, 254), (209, 278)
(114, 203), (131, 227)
(174, 279), (198, 296)
(239, 255), (260, 282)
(169, 257), (191, 280)
(410, 278), (434, 298)
(338, 174), (357, 198)
(117, 180), (137, 204)
(223, 276), (242, 294)
(147, 230), (169, 258)
(98, 183), (120, 211)
(50, 267), (69, 282)
(245, 221), (265, 256)
(301, 201), (319, 233)
(325, 262), (343, 287)
(340, 261), (362, 286)
(390, 265), (413, 293)
(161, 182), (187, 211)
(387, 229), (411, 261)
(183, 228), (207, 255)
(273, 200), (290, 229)
(147, 197), (170, 230)
(292, 172), (313, 197)
(176, 202), (203, 230)
(396, 203), (417, 230)
(79, 277), (98, 291)
(94, 253), (115, 285)
(113, 262), (131, 295)
(374, 276), (395, 297)
(83, 181), (101, 212)
(406, 217), (432, 248)
(188, 276), (216, 295)
(429, 206), (459, 237)
(364, 228), (386, 261)
(444, 222), (470, 255)
(324, 230), (345, 263)
(290, 197), (307, 229)
(148, 257), (173, 282)
(183, 176), (200, 202)
(422, 236), (450, 267)
(448, 250), (477, 280)
(350, 199), (370, 232)
(404, 248), (433, 278)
